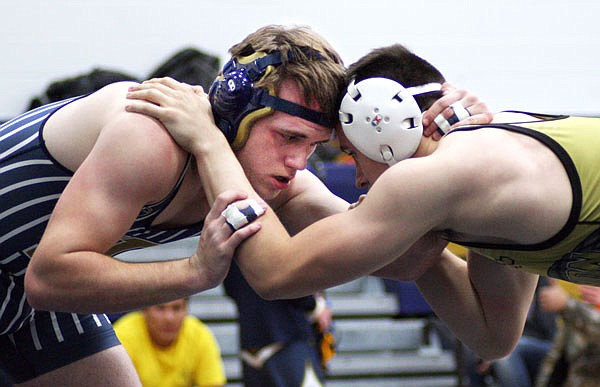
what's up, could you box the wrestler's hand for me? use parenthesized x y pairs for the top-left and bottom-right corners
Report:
(125, 77), (222, 154)
(422, 82), (493, 141)
(191, 190), (264, 287)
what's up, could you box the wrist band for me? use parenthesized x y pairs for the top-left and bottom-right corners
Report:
(221, 199), (265, 231)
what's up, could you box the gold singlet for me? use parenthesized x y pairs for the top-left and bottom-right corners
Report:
(447, 113), (600, 285)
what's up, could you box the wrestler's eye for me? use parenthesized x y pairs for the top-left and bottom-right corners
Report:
(281, 133), (301, 142)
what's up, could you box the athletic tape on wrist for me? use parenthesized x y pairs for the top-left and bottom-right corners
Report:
(221, 199), (265, 231)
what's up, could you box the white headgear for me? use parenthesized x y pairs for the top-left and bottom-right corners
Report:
(339, 77), (441, 165)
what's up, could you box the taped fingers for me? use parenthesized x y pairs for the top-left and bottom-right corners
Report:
(450, 101), (471, 122)
(221, 198), (266, 231)
(433, 101), (471, 136)
(434, 113), (451, 135)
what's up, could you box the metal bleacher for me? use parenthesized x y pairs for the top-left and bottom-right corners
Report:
(190, 276), (459, 387)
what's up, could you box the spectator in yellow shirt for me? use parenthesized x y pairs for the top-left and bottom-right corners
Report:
(114, 297), (226, 387)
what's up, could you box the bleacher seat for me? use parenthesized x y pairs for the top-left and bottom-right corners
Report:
(190, 275), (459, 386)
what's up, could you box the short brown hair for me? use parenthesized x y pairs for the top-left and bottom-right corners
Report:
(229, 25), (346, 126)
(346, 44), (445, 112)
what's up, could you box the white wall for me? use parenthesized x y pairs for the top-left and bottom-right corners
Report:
(1, 0), (599, 119)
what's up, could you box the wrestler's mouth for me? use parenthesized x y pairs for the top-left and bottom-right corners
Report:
(272, 175), (292, 190)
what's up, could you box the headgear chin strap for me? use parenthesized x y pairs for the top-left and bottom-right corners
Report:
(339, 77), (441, 166)
(209, 50), (332, 150)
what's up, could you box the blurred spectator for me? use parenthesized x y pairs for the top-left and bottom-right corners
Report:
(224, 261), (334, 387)
(114, 297), (226, 387)
(25, 46), (218, 112)
(147, 47), (220, 90)
(535, 280), (600, 387)
(26, 68), (140, 110)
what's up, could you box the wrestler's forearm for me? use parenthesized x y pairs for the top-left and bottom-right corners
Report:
(415, 250), (535, 360)
(25, 251), (212, 313)
(414, 253), (501, 358)
(190, 132), (257, 204)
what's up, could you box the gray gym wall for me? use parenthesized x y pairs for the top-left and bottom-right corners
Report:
(1, 0), (599, 119)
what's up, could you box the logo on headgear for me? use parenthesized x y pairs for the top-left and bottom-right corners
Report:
(370, 114), (383, 127)
(226, 79), (237, 92)
(209, 50), (333, 150)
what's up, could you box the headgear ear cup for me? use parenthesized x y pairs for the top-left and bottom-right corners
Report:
(209, 50), (332, 150)
(209, 52), (274, 148)
(339, 77), (441, 165)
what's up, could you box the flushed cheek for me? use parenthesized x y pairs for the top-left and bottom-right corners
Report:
(245, 173), (276, 199)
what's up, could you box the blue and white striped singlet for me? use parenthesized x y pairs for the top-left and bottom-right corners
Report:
(0, 97), (202, 335)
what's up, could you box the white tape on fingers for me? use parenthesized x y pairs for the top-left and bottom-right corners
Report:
(221, 199), (265, 231)
(434, 113), (451, 135)
(450, 101), (471, 121)
(434, 102), (472, 135)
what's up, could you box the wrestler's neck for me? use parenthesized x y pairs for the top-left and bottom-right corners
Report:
(412, 136), (439, 158)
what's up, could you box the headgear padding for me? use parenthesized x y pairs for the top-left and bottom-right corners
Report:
(209, 50), (332, 150)
(339, 77), (441, 165)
